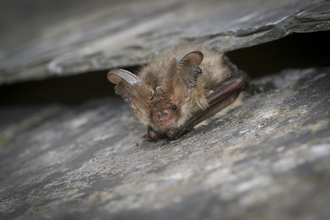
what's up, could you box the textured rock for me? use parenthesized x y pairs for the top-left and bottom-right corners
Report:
(1, 0), (330, 84)
(1, 66), (330, 220)
(1, 0), (330, 219)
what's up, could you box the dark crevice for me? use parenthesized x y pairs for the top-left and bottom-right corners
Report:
(0, 66), (139, 106)
(1, 31), (330, 106)
(226, 31), (330, 78)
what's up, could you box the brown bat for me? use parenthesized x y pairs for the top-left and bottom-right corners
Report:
(108, 43), (255, 141)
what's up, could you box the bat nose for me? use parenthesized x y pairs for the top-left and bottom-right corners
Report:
(155, 109), (171, 124)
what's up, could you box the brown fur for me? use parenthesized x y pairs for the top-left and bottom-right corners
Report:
(137, 43), (227, 132)
(108, 42), (252, 140)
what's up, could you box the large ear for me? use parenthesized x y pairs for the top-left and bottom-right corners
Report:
(108, 69), (154, 118)
(156, 50), (203, 104)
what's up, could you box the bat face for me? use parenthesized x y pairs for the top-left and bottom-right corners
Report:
(150, 98), (180, 128)
(108, 43), (252, 140)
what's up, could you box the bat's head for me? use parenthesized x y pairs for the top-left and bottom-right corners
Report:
(148, 92), (183, 129)
(108, 49), (204, 132)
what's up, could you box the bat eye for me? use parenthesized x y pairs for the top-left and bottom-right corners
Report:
(172, 105), (177, 111)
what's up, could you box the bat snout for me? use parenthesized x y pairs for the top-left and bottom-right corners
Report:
(154, 109), (173, 127)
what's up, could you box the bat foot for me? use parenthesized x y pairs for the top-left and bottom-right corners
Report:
(166, 129), (177, 140)
(144, 126), (159, 142)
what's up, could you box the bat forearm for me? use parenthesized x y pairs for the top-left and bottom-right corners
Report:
(167, 91), (241, 140)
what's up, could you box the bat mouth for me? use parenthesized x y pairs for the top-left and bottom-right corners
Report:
(158, 121), (174, 127)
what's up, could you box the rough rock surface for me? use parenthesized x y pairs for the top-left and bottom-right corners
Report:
(1, 66), (330, 220)
(1, 0), (330, 84)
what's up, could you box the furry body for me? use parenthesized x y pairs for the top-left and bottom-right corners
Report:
(108, 43), (251, 140)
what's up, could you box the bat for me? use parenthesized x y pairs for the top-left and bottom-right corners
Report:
(108, 43), (257, 141)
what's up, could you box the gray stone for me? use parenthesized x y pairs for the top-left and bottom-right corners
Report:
(1, 0), (330, 84)
(1, 66), (330, 219)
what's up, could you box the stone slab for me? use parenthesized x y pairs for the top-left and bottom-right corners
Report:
(1, 66), (330, 219)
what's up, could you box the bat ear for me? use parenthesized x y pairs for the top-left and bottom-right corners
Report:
(108, 69), (154, 118)
(157, 50), (203, 104)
